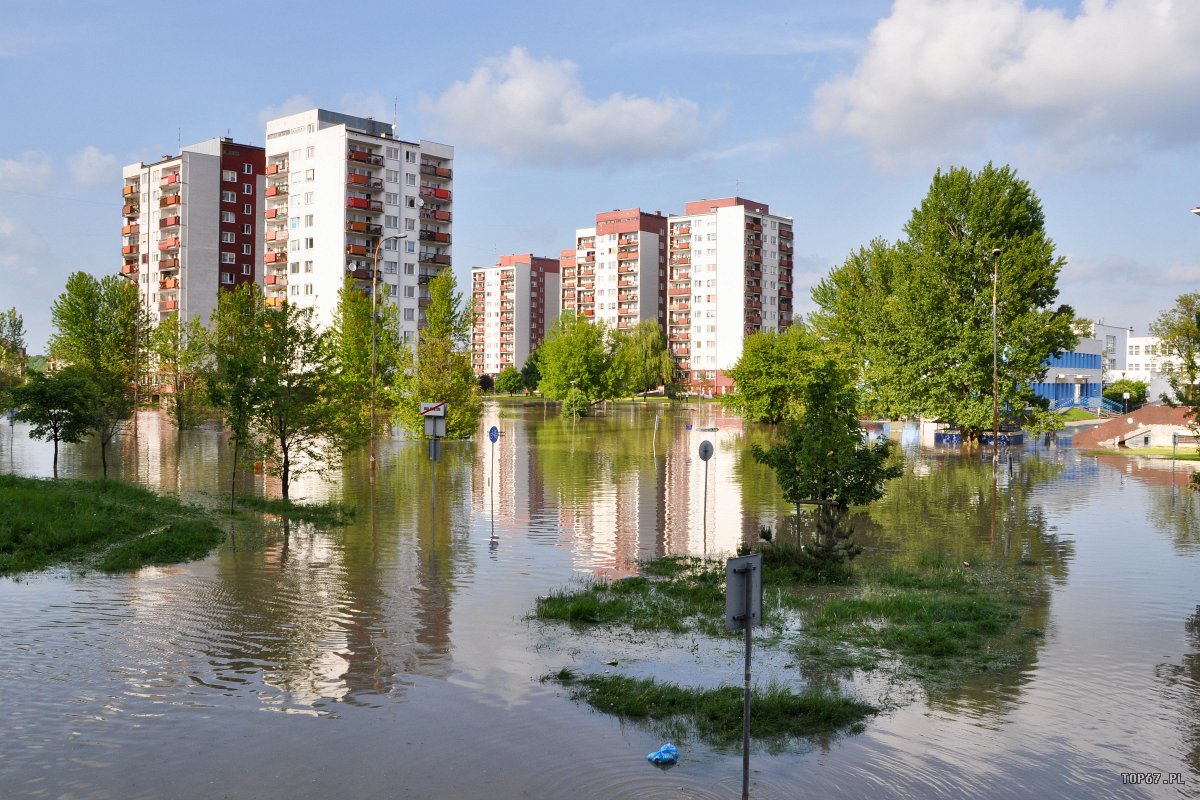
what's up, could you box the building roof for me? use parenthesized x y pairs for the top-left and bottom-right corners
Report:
(1069, 404), (1194, 448)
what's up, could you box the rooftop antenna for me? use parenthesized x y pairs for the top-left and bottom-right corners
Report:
(393, 97), (398, 132)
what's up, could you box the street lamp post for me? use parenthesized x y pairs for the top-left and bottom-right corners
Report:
(992, 247), (1001, 464)
(369, 233), (408, 478)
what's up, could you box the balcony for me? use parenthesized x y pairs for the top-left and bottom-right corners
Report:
(421, 208), (452, 222)
(123, 203), (138, 216)
(669, 301), (690, 312)
(419, 185), (452, 201)
(266, 207), (289, 219)
(265, 185), (288, 197)
(746, 268), (762, 279)
(266, 162), (288, 175)
(159, 258), (180, 270)
(419, 252), (452, 266)
(779, 229), (793, 239)
(265, 274), (286, 287)
(159, 215), (181, 228)
(346, 244), (369, 257)
(159, 299), (177, 312)
(419, 164), (453, 180)
(670, 257), (690, 267)
(347, 221), (382, 235)
(347, 149), (384, 166)
(265, 229), (287, 242)
(122, 224), (140, 236)
(420, 229), (451, 244)
(618, 265), (636, 275)
(159, 195), (181, 208)
(158, 238), (180, 251)
(347, 173), (384, 190)
(747, 221), (762, 233)
(123, 185), (138, 197)
(120, 263), (138, 276)
(745, 312), (762, 325)
(160, 173), (180, 187)
(346, 267), (379, 282)
(668, 286), (690, 296)
(265, 297), (286, 308)
(747, 299), (762, 309)
(346, 197), (384, 212)
(779, 288), (793, 298)
(159, 277), (179, 291)
(264, 252), (286, 264)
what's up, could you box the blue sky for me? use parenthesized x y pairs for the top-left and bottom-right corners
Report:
(2, 0), (1199, 351)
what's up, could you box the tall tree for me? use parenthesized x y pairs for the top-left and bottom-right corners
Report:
(326, 277), (409, 444)
(609, 320), (673, 400)
(12, 367), (96, 477)
(1149, 292), (1200, 410)
(521, 349), (542, 393)
(49, 273), (149, 474)
(0, 307), (26, 410)
(255, 302), (339, 501)
(399, 270), (481, 438)
(811, 164), (1077, 440)
(536, 312), (613, 412)
(207, 283), (265, 511)
(751, 360), (902, 582)
(721, 323), (819, 424)
(150, 314), (210, 430)
(494, 365), (524, 395)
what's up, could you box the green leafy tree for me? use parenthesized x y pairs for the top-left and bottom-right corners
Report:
(812, 164), (1077, 440)
(399, 270), (481, 438)
(326, 278), (409, 445)
(495, 365), (524, 395)
(521, 349), (542, 393)
(49, 273), (149, 475)
(1149, 292), (1200, 409)
(255, 302), (339, 501)
(610, 320), (673, 399)
(721, 324), (819, 423)
(12, 367), (96, 477)
(1103, 378), (1149, 410)
(207, 283), (265, 510)
(751, 361), (902, 582)
(0, 307), (26, 410)
(537, 312), (613, 415)
(150, 314), (210, 430)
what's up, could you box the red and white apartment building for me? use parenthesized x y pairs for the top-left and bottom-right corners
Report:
(560, 208), (668, 332)
(666, 198), (794, 394)
(262, 109), (453, 341)
(121, 137), (264, 326)
(471, 254), (561, 377)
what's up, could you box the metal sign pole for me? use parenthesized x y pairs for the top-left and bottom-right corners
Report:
(699, 440), (713, 555)
(725, 553), (761, 800)
(741, 560), (753, 800)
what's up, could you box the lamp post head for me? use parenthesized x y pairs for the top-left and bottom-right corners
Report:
(992, 248), (1002, 257)
(1192, 206), (1200, 218)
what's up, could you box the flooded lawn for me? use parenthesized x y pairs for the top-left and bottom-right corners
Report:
(1, 404), (1197, 798)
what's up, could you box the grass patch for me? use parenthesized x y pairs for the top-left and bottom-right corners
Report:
(0, 475), (223, 575)
(234, 496), (355, 526)
(548, 671), (875, 745)
(1060, 408), (1102, 422)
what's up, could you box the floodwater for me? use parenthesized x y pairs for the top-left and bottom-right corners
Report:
(1, 404), (1197, 799)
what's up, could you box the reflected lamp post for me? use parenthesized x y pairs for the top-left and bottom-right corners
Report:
(369, 232), (408, 478)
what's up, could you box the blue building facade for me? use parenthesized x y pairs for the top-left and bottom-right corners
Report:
(1030, 342), (1105, 410)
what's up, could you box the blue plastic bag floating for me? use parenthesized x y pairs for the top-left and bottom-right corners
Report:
(647, 743), (678, 764)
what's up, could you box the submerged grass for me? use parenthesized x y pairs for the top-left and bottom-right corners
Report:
(0, 475), (224, 575)
(549, 670), (875, 744)
(234, 496), (355, 526)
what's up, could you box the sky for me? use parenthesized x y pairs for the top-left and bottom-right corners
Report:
(2, 0), (1199, 352)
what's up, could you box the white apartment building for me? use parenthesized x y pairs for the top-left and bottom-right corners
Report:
(121, 137), (264, 326)
(1121, 335), (1180, 400)
(262, 109), (453, 341)
(560, 209), (668, 331)
(471, 254), (560, 377)
(666, 198), (794, 394)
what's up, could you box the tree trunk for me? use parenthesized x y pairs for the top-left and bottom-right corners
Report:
(100, 438), (108, 479)
(52, 438), (59, 479)
(230, 439), (240, 514)
(281, 446), (290, 502)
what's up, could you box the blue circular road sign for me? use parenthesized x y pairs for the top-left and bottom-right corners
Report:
(488, 426), (499, 443)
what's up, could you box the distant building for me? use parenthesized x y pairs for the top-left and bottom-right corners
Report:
(261, 109), (453, 342)
(560, 208), (668, 331)
(121, 137), (264, 326)
(666, 198), (795, 395)
(471, 254), (560, 377)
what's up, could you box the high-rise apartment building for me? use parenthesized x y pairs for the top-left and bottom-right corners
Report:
(560, 209), (667, 331)
(121, 137), (264, 325)
(262, 109), (453, 340)
(666, 198), (794, 394)
(471, 254), (561, 377)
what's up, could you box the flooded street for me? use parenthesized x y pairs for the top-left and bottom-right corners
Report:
(1, 404), (1197, 798)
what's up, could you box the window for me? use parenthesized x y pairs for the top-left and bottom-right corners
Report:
(405, 151), (416, 163)
(383, 238), (397, 251)
(305, 146), (315, 158)
(304, 284), (313, 295)
(304, 214), (314, 226)
(405, 218), (416, 231)
(241, 244), (252, 255)
(243, 203), (252, 214)
(304, 261), (313, 272)
(404, 286), (415, 298)
(386, 146), (399, 160)
(220, 273), (234, 285)
(221, 231), (236, 244)
(384, 261), (397, 274)
(242, 182), (252, 194)
(386, 169), (399, 183)
(305, 237), (314, 249)
(405, 197), (416, 208)
(242, 264), (251, 275)
(243, 163), (253, 174)
(221, 211), (236, 223)
(221, 190), (236, 203)
(222, 169), (237, 182)
(385, 192), (399, 205)
(304, 192), (314, 205)
(404, 263), (415, 275)
(243, 223), (252, 234)
(291, 285), (300, 296)
(305, 169), (314, 181)
(405, 173), (416, 186)
(221, 252), (236, 264)
(290, 262), (300, 274)
(385, 214), (399, 228)
(404, 308), (415, 321)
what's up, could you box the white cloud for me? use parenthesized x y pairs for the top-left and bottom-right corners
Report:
(812, 0), (1200, 169)
(69, 146), (118, 187)
(0, 151), (52, 193)
(257, 94), (315, 126)
(0, 216), (49, 277)
(422, 47), (716, 165)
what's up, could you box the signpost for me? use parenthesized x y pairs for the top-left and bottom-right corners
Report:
(420, 402), (447, 519)
(488, 425), (499, 541)
(726, 552), (762, 800)
(699, 439), (713, 554)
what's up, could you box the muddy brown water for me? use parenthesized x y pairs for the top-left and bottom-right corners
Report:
(1, 404), (1197, 798)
